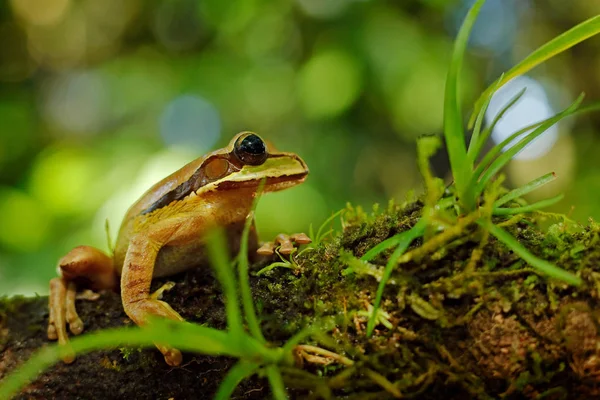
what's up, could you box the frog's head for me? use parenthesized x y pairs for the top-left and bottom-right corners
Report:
(140, 132), (308, 216)
(200, 132), (309, 193)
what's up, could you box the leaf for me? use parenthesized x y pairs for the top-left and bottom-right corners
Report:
(494, 172), (556, 208)
(478, 219), (581, 285)
(206, 228), (244, 336)
(443, 0), (487, 210)
(265, 366), (288, 400)
(467, 73), (506, 164)
(366, 218), (428, 336)
(238, 180), (266, 343)
(470, 87), (526, 164)
(475, 94), (584, 196)
(471, 15), (600, 126)
(493, 194), (564, 215)
(215, 362), (260, 400)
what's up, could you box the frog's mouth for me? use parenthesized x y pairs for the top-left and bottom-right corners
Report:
(212, 153), (309, 193)
(213, 172), (308, 193)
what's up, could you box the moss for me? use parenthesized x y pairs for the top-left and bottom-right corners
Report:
(2, 200), (600, 398)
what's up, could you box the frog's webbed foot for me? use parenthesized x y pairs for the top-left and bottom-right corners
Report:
(48, 246), (117, 363)
(257, 233), (312, 256)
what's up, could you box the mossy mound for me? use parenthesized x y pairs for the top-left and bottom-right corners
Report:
(1, 201), (599, 399)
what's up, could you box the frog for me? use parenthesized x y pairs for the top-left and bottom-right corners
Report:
(47, 132), (310, 366)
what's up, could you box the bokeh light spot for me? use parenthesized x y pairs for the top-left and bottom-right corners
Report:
(29, 146), (99, 215)
(486, 75), (558, 160)
(0, 101), (34, 166)
(42, 70), (109, 135)
(153, 0), (203, 52)
(392, 64), (446, 137)
(0, 23), (37, 82)
(295, 0), (349, 19)
(10, 0), (71, 26)
(26, 5), (86, 68)
(298, 49), (363, 119)
(199, 0), (259, 34)
(0, 187), (50, 251)
(449, 0), (521, 54)
(94, 148), (196, 245)
(160, 95), (221, 151)
(243, 63), (296, 123)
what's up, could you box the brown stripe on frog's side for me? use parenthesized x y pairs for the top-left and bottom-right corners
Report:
(139, 154), (243, 216)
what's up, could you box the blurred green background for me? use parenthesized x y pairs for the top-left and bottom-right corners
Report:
(1, 0), (600, 296)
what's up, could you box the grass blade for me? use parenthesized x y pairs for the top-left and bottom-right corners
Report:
(493, 194), (564, 215)
(443, 0), (486, 209)
(467, 74), (505, 164)
(256, 261), (294, 276)
(238, 180), (266, 343)
(360, 235), (402, 262)
(265, 365), (288, 400)
(470, 87), (526, 163)
(474, 99), (600, 179)
(494, 172), (556, 207)
(478, 219), (581, 285)
(471, 15), (600, 126)
(471, 116), (547, 183)
(215, 361), (260, 400)
(366, 218), (427, 336)
(475, 94), (584, 196)
(316, 209), (343, 244)
(0, 321), (273, 400)
(206, 228), (244, 336)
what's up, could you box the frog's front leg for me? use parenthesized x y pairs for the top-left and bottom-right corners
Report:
(120, 233), (185, 366)
(48, 246), (117, 362)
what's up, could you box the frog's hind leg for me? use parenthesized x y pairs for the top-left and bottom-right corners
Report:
(48, 246), (117, 363)
(120, 235), (186, 366)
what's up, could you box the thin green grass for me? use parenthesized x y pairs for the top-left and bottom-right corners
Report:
(471, 14), (600, 126)
(467, 74), (505, 164)
(468, 87), (526, 165)
(478, 219), (582, 285)
(206, 229), (244, 337)
(443, 0), (486, 211)
(238, 181), (266, 343)
(494, 172), (556, 207)
(215, 362), (260, 400)
(365, 218), (428, 337)
(493, 194), (564, 216)
(474, 94), (584, 197)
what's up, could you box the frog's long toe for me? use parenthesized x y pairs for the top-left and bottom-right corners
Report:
(159, 346), (183, 367)
(66, 282), (84, 335)
(257, 232), (312, 255)
(48, 277), (76, 363)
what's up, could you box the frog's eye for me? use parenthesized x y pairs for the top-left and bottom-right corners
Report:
(234, 133), (267, 165)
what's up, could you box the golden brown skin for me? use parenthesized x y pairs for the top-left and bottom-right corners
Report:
(48, 132), (309, 366)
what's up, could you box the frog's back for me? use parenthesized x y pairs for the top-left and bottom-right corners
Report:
(113, 155), (208, 268)
(126, 157), (207, 220)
